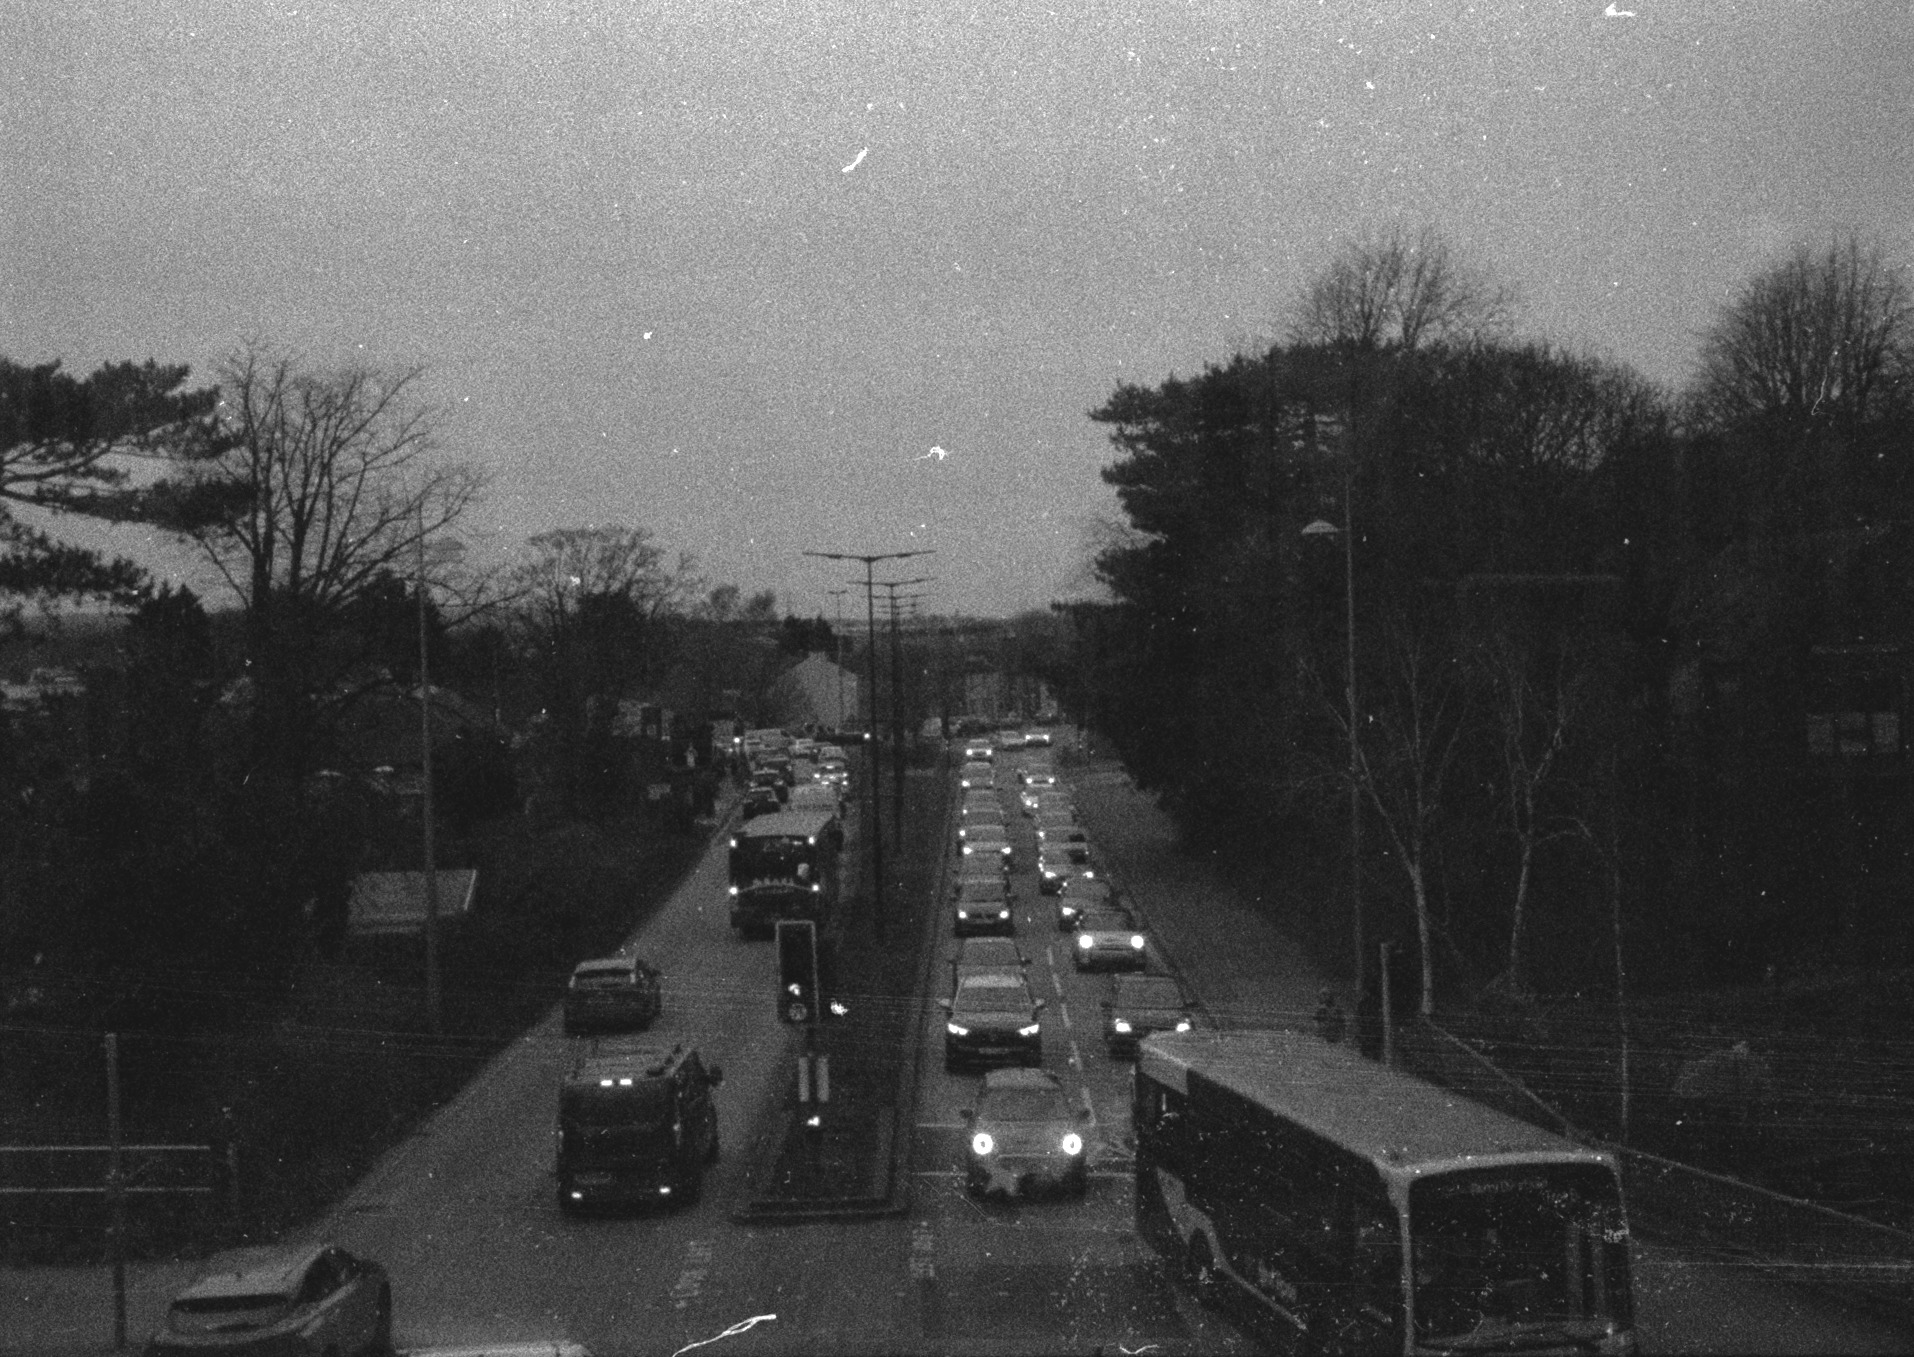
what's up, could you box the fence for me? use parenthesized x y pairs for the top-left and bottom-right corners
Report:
(1400, 1018), (1914, 1313)
(0, 1143), (233, 1263)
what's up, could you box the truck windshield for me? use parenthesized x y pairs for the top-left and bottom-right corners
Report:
(562, 1081), (671, 1129)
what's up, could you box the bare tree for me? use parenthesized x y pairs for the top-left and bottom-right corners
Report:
(165, 343), (486, 782)
(1329, 618), (1471, 1016)
(1473, 635), (1587, 996)
(1292, 224), (1512, 353)
(1693, 232), (1912, 430)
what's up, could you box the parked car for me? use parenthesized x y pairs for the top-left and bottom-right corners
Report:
(144, 1243), (391, 1356)
(741, 785), (783, 820)
(1022, 729), (1055, 748)
(563, 956), (662, 1035)
(1101, 973), (1196, 1056)
(953, 875), (1015, 937)
(960, 1066), (1090, 1199)
(958, 806), (1006, 839)
(962, 736), (997, 763)
(1073, 909), (1150, 971)
(942, 972), (1045, 1070)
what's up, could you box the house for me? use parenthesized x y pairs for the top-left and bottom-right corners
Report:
(772, 653), (860, 731)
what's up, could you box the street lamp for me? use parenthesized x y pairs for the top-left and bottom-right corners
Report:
(803, 549), (930, 939)
(1303, 499), (1362, 994)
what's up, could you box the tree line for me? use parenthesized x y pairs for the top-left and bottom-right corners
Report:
(0, 341), (834, 1026)
(1051, 226), (1914, 1013)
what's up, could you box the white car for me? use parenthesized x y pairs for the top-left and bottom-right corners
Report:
(1073, 909), (1149, 971)
(959, 761), (996, 791)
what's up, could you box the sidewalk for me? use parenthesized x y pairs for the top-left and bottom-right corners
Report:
(1067, 761), (1331, 1030)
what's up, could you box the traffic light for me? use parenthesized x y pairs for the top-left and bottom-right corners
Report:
(776, 919), (820, 1025)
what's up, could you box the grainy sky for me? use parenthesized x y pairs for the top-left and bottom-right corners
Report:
(4, 1), (1910, 619)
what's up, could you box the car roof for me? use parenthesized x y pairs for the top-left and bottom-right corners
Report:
(567, 1039), (688, 1084)
(1080, 911), (1138, 930)
(958, 972), (1026, 989)
(1116, 974), (1183, 999)
(958, 938), (1026, 961)
(176, 1243), (329, 1300)
(981, 1066), (1062, 1092)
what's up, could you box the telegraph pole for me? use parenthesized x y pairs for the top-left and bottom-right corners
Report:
(803, 550), (928, 939)
(827, 587), (850, 731)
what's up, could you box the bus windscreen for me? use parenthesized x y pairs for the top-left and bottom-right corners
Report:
(1409, 1163), (1631, 1346)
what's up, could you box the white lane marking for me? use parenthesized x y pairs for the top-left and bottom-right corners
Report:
(1058, 1002), (1072, 1030)
(671, 1238), (714, 1308)
(1068, 1038), (1083, 1070)
(917, 1121), (966, 1129)
(911, 1217), (936, 1281)
(1081, 1087), (1096, 1121)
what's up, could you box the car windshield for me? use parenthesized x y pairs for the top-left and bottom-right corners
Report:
(980, 1088), (1068, 1121)
(953, 978), (1028, 1015)
(168, 1293), (293, 1332)
(573, 964), (634, 985)
(1081, 914), (1133, 933)
(1116, 977), (1183, 1008)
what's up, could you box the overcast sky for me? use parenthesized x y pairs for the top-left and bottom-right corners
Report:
(5, 1), (1911, 620)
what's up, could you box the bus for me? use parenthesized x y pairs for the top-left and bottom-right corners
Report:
(727, 808), (842, 938)
(1134, 1030), (1635, 1355)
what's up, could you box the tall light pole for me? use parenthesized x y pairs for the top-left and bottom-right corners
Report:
(804, 550), (928, 940)
(827, 587), (849, 731)
(1303, 466), (1362, 993)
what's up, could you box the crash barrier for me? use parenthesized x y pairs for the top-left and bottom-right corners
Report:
(1400, 1018), (1914, 1314)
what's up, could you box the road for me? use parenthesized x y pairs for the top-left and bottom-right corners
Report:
(12, 746), (1912, 1355)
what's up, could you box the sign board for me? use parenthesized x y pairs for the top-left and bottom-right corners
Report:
(347, 870), (478, 937)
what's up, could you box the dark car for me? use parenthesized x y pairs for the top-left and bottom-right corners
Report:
(557, 1039), (722, 1212)
(960, 1066), (1091, 1199)
(145, 1243), (391, 1356)
(953, 875), (1015, 937)
(1056, 875), (1120, 929)
(741, 785), (783, 820)
(1101, 973), (1196, 1056)
(942, 972), (1045, 1070)
(563, 955), (662, 1035)
(749, 768), (790, 803)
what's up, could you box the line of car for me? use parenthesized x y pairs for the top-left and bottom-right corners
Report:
(937, 733), (1200, 1204)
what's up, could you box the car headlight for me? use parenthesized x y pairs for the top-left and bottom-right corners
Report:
(1078, 935), (1093, 950)
(1018, 1023), (1041, 1037)
(1131, 935), (1146, 949)
(1175, 1019), (1192, 1031)
(998, 845), (1011, 856)
(1061, 1132), (1083, 1156)
(998, 909), (1010, 919)
(1060, 904), (1077, 916)
(956, 910), (969, 919)
(1113, 1019), (1132, 1033)
(972, 1132), (995, 1156)
(728, 885), (739, 896)
(1084, 868), (1096, 877)
(947, 1023), (969, 1036)
(962, 844), (976, 855)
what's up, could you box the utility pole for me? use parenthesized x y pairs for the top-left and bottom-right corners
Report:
(827, 588), (849, 732)
(804, 550), (928, 940)
(878, 580), (931, 850)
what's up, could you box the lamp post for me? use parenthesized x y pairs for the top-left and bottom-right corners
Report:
(878, 580), (932, 849)
(804, 550), (929, 940)
(1303, 478), (1362, 993)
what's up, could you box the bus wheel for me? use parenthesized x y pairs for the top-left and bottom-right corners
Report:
(1185, 1234), (1218, 1306)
